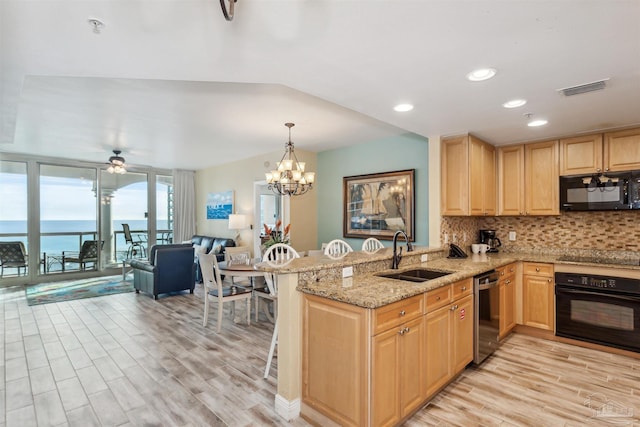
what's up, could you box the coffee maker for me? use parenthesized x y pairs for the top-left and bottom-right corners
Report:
(479, 229), (502, 253)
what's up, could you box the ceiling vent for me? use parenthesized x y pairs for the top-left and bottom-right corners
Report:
(558, 78), (609, 97)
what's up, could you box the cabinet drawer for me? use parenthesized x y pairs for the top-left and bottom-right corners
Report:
(425, 285), (451, 312)
(523, 262), (553, 277)
(451, 278), (472, 300)
(497, 263), (517, 278)
(373, 294), (423, 335)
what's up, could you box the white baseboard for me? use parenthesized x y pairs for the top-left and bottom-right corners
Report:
(274, 394), (301, 421)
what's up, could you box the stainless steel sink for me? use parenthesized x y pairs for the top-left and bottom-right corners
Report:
(376, 268), (452, 283)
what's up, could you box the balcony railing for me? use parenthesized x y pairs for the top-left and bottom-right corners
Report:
(0, 229), (173, 276)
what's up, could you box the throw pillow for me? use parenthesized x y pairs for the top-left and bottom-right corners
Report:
(193, 244), (207, 261)
(211, 244), (222, 255)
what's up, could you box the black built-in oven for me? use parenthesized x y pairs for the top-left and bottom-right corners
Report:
(555, 271), (640, 353)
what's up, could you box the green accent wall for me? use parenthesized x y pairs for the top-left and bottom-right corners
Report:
(317, 133), (429, 249)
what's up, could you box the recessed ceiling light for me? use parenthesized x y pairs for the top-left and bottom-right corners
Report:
(527, 119), (548, 127)
(394, 103), (414, 112)
(503, 99), (527, 108)
(466, 68), (497, 82)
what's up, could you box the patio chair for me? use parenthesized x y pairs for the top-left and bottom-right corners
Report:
(62, 240), (103, 271)
(0, 241), (28, 277)
(123, 223), (146, 258)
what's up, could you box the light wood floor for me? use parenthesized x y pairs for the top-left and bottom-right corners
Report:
(2, 281), (639, 427)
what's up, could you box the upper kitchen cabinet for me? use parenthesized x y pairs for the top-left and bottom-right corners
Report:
(604, 128), (640, 172)
(559, 128), (640, 175)
(559, 134), (603, 176)
(441, 134), (496, 216)
(498, 140), (559, 216)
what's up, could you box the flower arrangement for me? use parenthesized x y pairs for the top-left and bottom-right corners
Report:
(262, 219), (291, 250)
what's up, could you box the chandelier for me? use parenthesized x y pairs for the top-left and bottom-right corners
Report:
(106, 150), (127, 174)
(265, 123), (315, 196)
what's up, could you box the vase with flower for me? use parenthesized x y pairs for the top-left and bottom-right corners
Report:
(261, 219), (291, 252)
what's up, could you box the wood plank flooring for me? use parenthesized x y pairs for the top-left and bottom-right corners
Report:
(1, 281), (638, 426)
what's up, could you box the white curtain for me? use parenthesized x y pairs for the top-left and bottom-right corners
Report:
(173, 169), (196, 243)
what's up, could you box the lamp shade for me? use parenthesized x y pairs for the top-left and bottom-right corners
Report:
(228, 214), (249, 230)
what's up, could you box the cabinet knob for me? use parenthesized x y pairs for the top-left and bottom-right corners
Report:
(398, 327), (410, 336)
(500, 271), (505, 276)
(519, 211), (524, 215)
(535, 267), (540, 272)
(399, 310), (406, 316)
(548, 279), (552, 283)
(461, 286), (467, 291)
(525, 211), (529, 215)
(435, 296), (441, 301)
(509, 268), (514, 273)
(450, 304), (458, 311)
(505, 279), (511, 285)
(605, 167), (610, 172)
(597, 168), (601, 173)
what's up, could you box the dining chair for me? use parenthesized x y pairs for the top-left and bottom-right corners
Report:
(323, 239), (354, 258)
(257, 243), (300, 378)
(198, 252), (252, 333)
(224, 245), (252, 285)
(362, 237), (385, 253)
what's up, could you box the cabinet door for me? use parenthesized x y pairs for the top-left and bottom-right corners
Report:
(452, 294), (474, 374)
(399, 316), (426, 418)
(425, 306), (451, 397)
(498, 145), (525, 215)
(559, 134), (603, 176)
(605, 128), (640, 172)
(499, 275), (516, 338)
(469, 136), (485, 215)
(482, 141), (497, 216)
(525, 140), (559, 215)
(372, 328), (400, 427)
(441, 135), (469, 215)
(523, 275), (555, 330)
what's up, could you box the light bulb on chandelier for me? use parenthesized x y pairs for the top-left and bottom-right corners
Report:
(265, 123), (315, 197)
(106, 150), (127, 174)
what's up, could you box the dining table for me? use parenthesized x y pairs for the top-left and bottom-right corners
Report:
(217, 259), (274, 321)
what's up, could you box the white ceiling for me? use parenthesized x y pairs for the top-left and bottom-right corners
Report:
(1, 0), (639, 170)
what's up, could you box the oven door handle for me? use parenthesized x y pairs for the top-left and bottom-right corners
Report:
(477, 280), (498, 291)
(557, 287), (640, 302)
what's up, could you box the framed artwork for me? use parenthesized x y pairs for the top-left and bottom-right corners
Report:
(206, 190), (234, 220)
(343, 169), (415, 240)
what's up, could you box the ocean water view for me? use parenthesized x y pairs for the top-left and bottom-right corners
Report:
(0, 219), (164, 255)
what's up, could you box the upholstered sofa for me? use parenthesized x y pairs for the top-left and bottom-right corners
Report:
(191, 235), (236, 283)
(130, 243), (195, 300)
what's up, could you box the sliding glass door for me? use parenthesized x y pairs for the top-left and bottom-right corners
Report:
(0, 161), (29, 278)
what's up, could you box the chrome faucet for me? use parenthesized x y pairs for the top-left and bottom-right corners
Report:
(391, 230), (413, 269)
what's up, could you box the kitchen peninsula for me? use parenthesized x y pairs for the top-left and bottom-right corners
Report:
(263, 246), (640, 426)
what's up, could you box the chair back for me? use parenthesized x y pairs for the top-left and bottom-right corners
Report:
(362, 237), (384, 253)
(0, 241), (27, 264)
(262, 243), (300, 296)
(198, 252), (223, 296)
(79, 240), (102, 261)
(324, 239), (354, 257)
(122, 224), (134, 244)
(225, 245), (251, 265)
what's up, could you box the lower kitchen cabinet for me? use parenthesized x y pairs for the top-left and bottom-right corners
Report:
(498, 263), (517, 338)
(372, 315), (425, 427)
(522, 262), (555, 331)
(425, 279), (473, 398)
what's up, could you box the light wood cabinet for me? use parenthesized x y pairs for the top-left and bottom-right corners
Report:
(559, 128), (640, 175)
(371, 295), (425, 427)
(497, 263), (517, 339)
(604, 128), (640, 172)
(442, 134), (496, 216)
(302, 295), (370, 427)
(498, 140), (559, 216)
(559, 133), (603, 176)
(522, 262), (555, 331)
(425, 279), (473, 397)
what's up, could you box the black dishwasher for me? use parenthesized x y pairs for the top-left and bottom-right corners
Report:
(473, 270), (501, 364)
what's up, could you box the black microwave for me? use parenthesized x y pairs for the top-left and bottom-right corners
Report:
(560, 171), (640, 211)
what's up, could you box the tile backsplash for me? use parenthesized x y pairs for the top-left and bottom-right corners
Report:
(442, 211), (640, 253)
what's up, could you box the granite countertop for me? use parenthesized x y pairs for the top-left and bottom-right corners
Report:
(294, 251), (640, 309)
